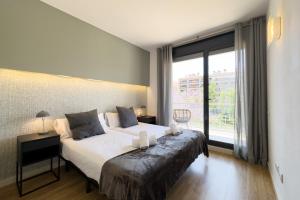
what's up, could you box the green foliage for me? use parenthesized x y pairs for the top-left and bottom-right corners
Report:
(209, 82), (235, 128)
(216, 88), (235, 126)
(209, 81), (218, 110)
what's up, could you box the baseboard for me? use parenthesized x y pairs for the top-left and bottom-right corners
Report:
(268, 162), (279, 200)
(0, 160), (65, 188)
(208, 145), (233, 155)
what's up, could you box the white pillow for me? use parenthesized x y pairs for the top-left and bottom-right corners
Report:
(98, 113), (109, 131)
(53, 118), (72, 139)
(105, 112), (120, 128)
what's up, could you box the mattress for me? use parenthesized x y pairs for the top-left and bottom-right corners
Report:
(61, 130), (136, 183)
(111, 122), (169, 138)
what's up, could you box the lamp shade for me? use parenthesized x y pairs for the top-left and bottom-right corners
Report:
(36, 111), (50, 118)
(134, 107), (146, 116)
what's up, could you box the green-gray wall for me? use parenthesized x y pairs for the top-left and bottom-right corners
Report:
(0, 0), (149, 85)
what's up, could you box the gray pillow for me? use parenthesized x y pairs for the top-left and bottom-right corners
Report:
(116, 106), (138, 128)
(65, 109), (105, 140)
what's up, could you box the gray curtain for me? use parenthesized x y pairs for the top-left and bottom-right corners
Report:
(157, 45), (173, 126)
(234, 16), (268, 165)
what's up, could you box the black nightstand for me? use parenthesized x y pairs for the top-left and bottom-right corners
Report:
(16, 132), (60, 197)
(137, 115), (156, 124)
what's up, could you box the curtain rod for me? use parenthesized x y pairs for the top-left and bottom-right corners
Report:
(172, 25), (235, 48)
(172, 21), (253, 48)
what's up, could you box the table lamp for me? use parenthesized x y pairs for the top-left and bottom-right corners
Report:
(36, 111), (50, 135)
(134, 106), (146, 117)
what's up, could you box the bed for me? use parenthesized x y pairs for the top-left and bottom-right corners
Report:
(61, 117), (208, 200)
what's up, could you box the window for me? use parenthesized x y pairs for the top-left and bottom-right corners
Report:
(172, 31), (235, 149)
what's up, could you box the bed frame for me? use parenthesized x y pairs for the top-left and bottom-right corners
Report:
(61, 156), (98, 193)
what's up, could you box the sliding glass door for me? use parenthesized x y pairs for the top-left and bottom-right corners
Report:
(172, 32), (235, 149)
(172, 55), (204, 133)
(208, 49), (235, 145)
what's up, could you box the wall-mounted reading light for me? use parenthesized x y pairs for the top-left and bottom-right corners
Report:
(268, 16), (282, 44)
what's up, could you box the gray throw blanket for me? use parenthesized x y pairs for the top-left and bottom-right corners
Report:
(99, 130), (208, 200)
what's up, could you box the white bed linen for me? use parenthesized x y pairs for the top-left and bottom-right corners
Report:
(111, 122), (169, 138)
(61, 130), (136, 183)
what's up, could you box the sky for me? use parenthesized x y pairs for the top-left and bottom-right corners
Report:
(172, 51), (235, 80)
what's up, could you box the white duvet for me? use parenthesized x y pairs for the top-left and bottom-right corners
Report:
(111, 122), (169, 138)
(61, 130), (136, 183)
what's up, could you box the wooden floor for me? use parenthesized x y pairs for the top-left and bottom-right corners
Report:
(0, 151), (276, 200)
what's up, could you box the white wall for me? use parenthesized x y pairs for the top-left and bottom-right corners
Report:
(267, 0), (300, 199)
(147, 49), (158, 116)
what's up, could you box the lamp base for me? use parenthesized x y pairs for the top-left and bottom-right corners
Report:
(38, 132), (49, 136)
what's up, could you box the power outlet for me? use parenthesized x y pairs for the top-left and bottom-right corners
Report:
(275, 163), (284, 184)
(280, 174), (284, 183)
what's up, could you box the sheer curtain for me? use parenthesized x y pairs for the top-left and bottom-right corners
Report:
(157, 45), (173, 126)
(235, 23), (248, 160)
(234, 16), (268, 165)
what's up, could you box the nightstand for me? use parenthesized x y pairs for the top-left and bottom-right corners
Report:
(137, 115), (156, 124)
(16, 132), (60, 197)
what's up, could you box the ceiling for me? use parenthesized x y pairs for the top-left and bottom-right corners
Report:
(41, 0), (269, 51)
